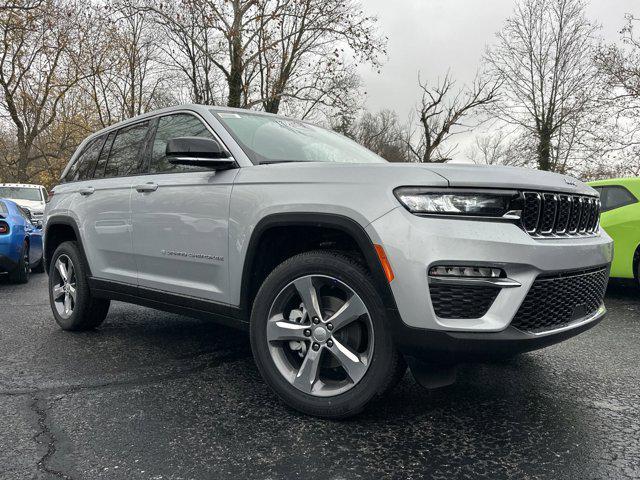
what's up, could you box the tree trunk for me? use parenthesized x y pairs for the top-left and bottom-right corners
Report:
(227, 24), (243, 108)
(537, 128), (552, 171)
(263, 96), (281, 114)
(227, 64), (243, 108)
(16, 149), (29, 183)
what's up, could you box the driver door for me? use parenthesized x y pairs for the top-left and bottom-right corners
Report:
(130, 112), (238, 303)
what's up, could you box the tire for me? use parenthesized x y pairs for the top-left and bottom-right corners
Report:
(32, 258), (45, 273)
(8, 240), (30, 284)
(48, 241), (110, 331)
(250, 250), (404, 419)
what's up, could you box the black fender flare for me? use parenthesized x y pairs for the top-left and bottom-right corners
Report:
(239, 212), (400, 317)
(44, 216), (92, 276)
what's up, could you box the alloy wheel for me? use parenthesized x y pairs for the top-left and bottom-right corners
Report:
(51, 254), (77, 319)
(22, 243), (30, 277)
(266, 274), (374, 397)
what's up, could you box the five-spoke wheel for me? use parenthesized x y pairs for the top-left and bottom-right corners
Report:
(250, 251), (405, 418)
(266, 274), (374, 396)
(48, 241), (110, 331)
(51, 254), (77, 319)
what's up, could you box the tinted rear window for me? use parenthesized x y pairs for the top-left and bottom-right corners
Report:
(104, 122), (150, 178)
(67, 135), (106, 182)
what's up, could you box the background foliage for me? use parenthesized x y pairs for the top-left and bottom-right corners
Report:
(1, 0), (639, 188)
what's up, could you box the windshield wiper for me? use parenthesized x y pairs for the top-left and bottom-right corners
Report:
(258, 159), (306, 165)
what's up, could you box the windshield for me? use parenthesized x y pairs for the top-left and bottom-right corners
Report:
(0, 186), (42, 201)
(213, 111), (386, 164)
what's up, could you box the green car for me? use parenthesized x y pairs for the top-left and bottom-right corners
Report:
(588, 177), (640, 284)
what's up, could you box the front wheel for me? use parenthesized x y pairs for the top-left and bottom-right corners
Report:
(250, 251), (404, 419)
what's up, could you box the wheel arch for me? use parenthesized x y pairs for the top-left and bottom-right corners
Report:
(239, 212), (399, 318)
(44, 217), (90, 275)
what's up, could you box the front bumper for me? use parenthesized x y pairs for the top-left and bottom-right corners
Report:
(390, 304), (606, 362)
(366, 206), (613, 358)
(367, 207), (613, 331)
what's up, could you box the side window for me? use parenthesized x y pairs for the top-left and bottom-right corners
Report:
(41, 187), (48, 202)
(93, 132), (115, 180)
(149, 113), (215, 173)
(599, 185), (638, 212)
(68, 135), (106, 182)
(104, 121), (150, 178)
(0, 201), (7, 216)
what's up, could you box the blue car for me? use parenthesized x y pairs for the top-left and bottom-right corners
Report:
(0, 198), (44, 283)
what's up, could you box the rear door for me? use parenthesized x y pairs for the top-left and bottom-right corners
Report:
(130, 112), (238, 303)
(70, 121), (152, 284)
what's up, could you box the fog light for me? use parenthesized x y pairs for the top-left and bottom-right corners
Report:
(429, 265), (504, 278)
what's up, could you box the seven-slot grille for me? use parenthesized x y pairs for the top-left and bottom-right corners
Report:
(520, 192), (600, 237)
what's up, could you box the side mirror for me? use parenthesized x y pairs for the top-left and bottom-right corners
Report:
(166, 137), (235, 170)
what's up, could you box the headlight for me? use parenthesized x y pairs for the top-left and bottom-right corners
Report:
(394, 187), (517, 217)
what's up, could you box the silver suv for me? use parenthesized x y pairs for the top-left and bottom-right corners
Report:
(44, 105), (613, 418)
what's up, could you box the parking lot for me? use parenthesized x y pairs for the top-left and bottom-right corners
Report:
(0, 273), (638, 480)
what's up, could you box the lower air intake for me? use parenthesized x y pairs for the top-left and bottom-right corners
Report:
(511, 267), (609, 333)
(429, 284), (500, 319)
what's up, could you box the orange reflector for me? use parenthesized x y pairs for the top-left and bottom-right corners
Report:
(374, 244), (395, 283)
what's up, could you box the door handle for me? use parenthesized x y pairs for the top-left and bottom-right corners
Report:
(135, 182), (159, 193)
(78, 186), (95, 196)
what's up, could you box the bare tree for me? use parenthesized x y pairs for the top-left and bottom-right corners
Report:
(136, 0), (383, 117)
(0, 0), (93, 181)
(334, 109), (409, 162)
(133, 0), (225, 105)
(0, 0), (43, 12)
(407, 73), (499, 163)
(85, 0), (171, 126)
(255, 0), (384, 115)
(467, 129), (534, 167)
(593, 14), (640, 177)
(484, 0), (601, 172)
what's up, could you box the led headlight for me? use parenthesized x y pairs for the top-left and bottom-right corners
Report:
(394, 187), (517, 217)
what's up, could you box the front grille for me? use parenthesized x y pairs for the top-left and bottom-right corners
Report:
(429, 283), (500, 319)
(520, 192), (600, 237)
(511, 267), (608, 333)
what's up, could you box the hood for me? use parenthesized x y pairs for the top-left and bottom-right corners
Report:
(422, 163), (595, 195)
(239, 162), (595, 196)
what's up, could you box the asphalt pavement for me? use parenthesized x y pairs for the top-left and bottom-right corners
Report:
(1, 273), (639, 480)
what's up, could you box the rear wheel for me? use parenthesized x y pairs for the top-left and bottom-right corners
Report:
(250, 251), (403, 419)
(49, 241), (110, 331)
(8, 240), (30, 284)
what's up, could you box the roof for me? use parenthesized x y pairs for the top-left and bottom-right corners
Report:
(587, 177), (640, 187)
(83, 104), (305, 142)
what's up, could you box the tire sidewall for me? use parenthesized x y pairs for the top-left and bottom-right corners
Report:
(250, 252), (395, 418)
(10, 240), (29, 284)
(48, 241), (90, 330)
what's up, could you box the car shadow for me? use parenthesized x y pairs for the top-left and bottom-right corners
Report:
(606, 278), (639, 301)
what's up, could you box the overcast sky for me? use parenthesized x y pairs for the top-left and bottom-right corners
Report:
(358, 0), (639, 121)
